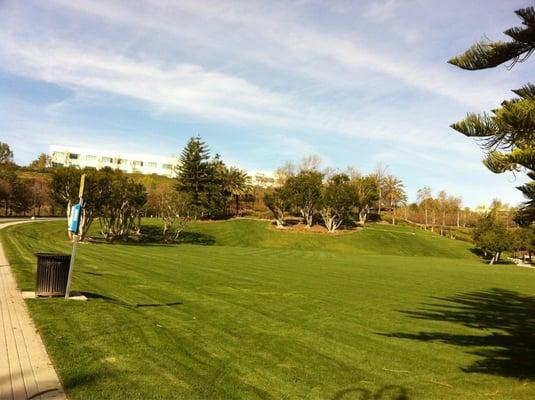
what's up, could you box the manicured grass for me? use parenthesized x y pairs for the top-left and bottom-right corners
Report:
(1, 219), (534, 399)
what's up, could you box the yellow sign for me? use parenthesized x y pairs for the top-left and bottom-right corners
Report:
(79, 174), (86, 198)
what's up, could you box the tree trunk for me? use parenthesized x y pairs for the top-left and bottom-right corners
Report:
(424, 208), (428, 229)
(358, 210), (367, 226)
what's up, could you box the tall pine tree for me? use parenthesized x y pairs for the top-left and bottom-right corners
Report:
(176, 136), (211, 207)
(449, 7), (535, 223)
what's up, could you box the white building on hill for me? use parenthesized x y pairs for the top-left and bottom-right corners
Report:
(49, 145), (178, 177)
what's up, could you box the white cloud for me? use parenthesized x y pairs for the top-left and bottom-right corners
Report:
(45, 0), (514, 109)
(363, 0), (399, 20)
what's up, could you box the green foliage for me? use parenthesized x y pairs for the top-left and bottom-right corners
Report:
(176, 136), (212, 208)
(0, 161), (33, 215)
(473, 213), (511, 263)
(450, 8), (535, 224)
(320, 174), (356, 232)
(28, 153), (51, 171)
(98, 170), (147, 242)
(176, 136), (250, 217)
(511, 227), (535, 254)
(448, 7), (535, 70)
(50, 167), (147, 241)
(264, 186), (292, 228)
(285, 170), (323, 227)
(352, 174), (379, 225)
(0, 141), (13, 164)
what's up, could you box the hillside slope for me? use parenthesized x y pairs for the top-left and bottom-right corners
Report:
(172, 219), (475, 259)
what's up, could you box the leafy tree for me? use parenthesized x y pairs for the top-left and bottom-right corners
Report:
(286, 170), (323, 227)
(264, 186), (291, 228)
(320, 174), (356, 233)
(0, 162), (17, 215)
(29, 153), (51, 171)
(176, 136), (211, 208)
(0, 142), (13, 164)
(99, 171), (147, 242)
(473, 213), (511, 264)
(383, 175), (406, 225)
(10, 179), (32, 215)
(450, 7), (535, 223)
(353, 174), (378, 226)
(511, 227), (535, 261)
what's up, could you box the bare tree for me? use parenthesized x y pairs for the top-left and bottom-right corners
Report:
(158, 190), (194, 243)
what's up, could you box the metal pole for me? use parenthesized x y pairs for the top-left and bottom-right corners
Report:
(64, 234), (78, 299)
(65, 174), (85, 300)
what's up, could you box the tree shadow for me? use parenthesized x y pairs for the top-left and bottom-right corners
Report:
(383, 289), (535, 379)
(81, 292), (182, 309)
(89, 225), (215, 246)
(332, 385), (409, 400)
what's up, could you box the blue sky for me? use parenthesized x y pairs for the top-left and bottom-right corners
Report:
(1, 0), (533, 207)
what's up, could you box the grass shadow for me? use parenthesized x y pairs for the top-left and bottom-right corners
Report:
(332, 385), (409, 399)
(383, 288), (535, 379)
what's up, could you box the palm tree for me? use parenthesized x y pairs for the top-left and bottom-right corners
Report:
(383, 175), (406, 225)
(221, 167), (251, 215)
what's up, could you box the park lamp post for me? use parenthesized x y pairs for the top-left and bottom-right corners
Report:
(65, 174), (85, 299)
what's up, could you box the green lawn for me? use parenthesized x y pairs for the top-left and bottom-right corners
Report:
(1, 219), (534, 399)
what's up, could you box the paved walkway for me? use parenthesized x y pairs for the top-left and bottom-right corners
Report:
(0, 221), (66, 400)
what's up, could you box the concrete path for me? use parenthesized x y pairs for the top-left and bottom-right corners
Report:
(0, 220), (66, 400)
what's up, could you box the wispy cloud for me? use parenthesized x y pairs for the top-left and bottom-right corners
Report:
(363, 0), (399, 20)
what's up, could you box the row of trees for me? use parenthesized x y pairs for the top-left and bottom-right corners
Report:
(264, 159), (406, 232)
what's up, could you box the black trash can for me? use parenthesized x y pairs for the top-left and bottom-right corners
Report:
(35, 253), (71, 297)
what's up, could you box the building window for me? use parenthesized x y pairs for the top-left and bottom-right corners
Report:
(132, 160), (143, 167)
(85, 155), (97, 161)
(101, 157), (113, 163)
(117, 158), (127, 165)
(53, 151), (64, 158)
(162, 164), (172, 170)
(146, 162), (157, 168)
(69, 153), (79, 160)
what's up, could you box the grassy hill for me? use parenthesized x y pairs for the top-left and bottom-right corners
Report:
(1, 219), (534, 399)
(174, 219), (475, 258)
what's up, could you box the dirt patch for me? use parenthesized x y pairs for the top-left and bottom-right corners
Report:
(271, 222), (362, 235)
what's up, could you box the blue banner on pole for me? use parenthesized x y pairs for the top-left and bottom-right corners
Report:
(69, 204), (82, 233)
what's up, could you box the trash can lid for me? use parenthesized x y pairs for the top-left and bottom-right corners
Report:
(35, 252), (71, 258)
